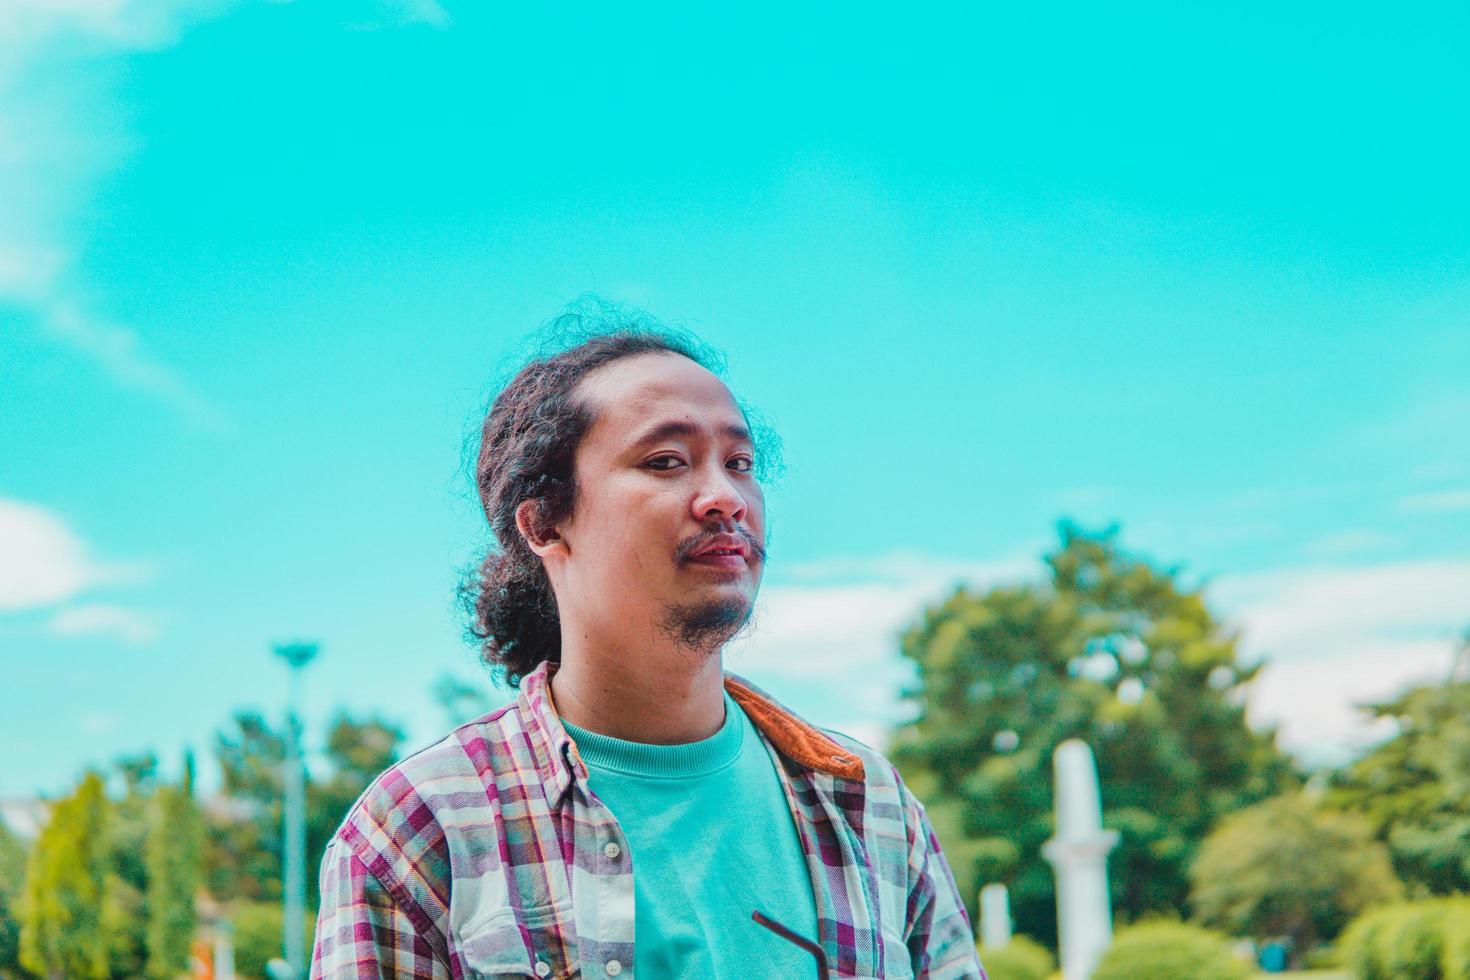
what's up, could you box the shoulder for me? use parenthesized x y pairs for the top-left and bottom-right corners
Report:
(331, 701), (534, 874)
(821, 728), (906, 792)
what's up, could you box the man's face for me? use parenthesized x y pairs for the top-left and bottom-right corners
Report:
(549, 351), (766, 653)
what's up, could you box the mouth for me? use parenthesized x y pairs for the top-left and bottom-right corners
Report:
(682, 531), (761, 573)
(685, 548), (749, 571)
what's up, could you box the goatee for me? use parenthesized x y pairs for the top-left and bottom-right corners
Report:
(658, 596), (755, 656)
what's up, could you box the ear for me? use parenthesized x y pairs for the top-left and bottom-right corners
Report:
(515, 498), (569, 559)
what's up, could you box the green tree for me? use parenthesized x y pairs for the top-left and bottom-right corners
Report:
(432, 673), (497, 727)
(891, 523), (1295, 942)
(145, 756), (203, 979)
(206, 709), (403, 905)
(18, 772), (111, 979)
(104, 751), (157, 977)
(231, 902), (316, 980)
(1329, 681), (1470, 895)
(101, 874), (146, 979)
(0, 821), (28, 977)
(206, 711), (286, 902)
(1189, 793), (1402, 962)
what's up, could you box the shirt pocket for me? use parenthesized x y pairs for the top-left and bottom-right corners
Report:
(458, 905), (579, 979)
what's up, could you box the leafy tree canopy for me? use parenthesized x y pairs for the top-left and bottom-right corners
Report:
(1189, 792), (1401, 961)
(206, 709), (404, 905)
(1328, 681), (1470, 895)
(891, 523), (1295, 942)
(19, 771), (110, 979)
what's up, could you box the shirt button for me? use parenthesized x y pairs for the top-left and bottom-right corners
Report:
(603, 841), (622, 860)
(534, 962), (551, 978)
(605, 959), (623, 976)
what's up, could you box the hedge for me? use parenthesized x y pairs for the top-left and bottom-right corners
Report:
(1341, 897), (1470, 980)
(976, 935), (1055, 980)
(1091, 920), (1248, 980)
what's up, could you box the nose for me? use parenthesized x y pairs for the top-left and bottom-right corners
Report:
(690, 463), (749, 525)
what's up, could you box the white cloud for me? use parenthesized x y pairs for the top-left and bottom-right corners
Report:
(2, 498), (106, 610)
(50, 604), (161, 644)
(0, 0), (227, 55)
(41, 303), (232, 432)
(0, 243), (64, 301)
(1245, 638), (1445, 767)
(1400, 489), (1470, 514)
(1216, 559), (1470, 763)
(734, 550), (1470, 767)
(0, 497), (151, 611)
(1303, 528), (1401, 558)
(727, 552), (1040, 746)
(1214, 560), (1470, 656)
(0, 0), (237, 429)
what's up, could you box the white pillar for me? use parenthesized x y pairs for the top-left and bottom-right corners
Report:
(214, 920), (235, 980)
(979, 883), (1012, 949)
(1042, 739), (1119, 980)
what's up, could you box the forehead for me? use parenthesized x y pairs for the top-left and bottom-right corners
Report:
(575, 351), (745, 446)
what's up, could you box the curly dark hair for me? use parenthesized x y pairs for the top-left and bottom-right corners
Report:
(460, 298), (780, 688)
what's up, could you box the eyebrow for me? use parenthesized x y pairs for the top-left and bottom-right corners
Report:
(628, 420), (753, 448)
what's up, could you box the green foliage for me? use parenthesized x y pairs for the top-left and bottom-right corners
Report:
(207, 710), (404, 906)
(1340, 905), (1391, 980)
(19, 772), (111, 979)
(1443, 899), (1470, 980)
(1189, 792), (1402, 955)
(232, 902), (316, 980)
(145, 779), (204, 979)
(1379, 900), (1447, 980)
(1091, 920), (1248, 980)
(101, 873), (147, 978)
(433, 672), (497, 726)
(0, 823), (28, 976)
(891, 523), (1295, 938)
(1329, 682), (1470, 896)
(977, 935), (1055, 980)
(1341, 898), (1470, 980)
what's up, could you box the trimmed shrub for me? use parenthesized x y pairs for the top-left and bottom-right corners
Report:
(976, 935), (1054, 980)
(1091, 920), (1248, 980)
(1341, 905), (1394, 980)
(1379, 901), (1447, 980)
(1443, 900), (1470, 980)
(1340, 899), (1470, 980)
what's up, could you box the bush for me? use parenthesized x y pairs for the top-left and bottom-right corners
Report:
(1341, 898), (1470, 980)
(1091, 920), (1248, 980)
(1379, 901), (1447, 980)
(232, 902), (316, 980)
(1189, 793), (1402, 952)
(1341, 905), (1393, 980)
(977, 935), (1055, 980)
(1444, 900), (1470, 980)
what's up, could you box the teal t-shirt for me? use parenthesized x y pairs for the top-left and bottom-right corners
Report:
(562, 693), (820, 978)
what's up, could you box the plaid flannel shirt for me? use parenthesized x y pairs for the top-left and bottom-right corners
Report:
(312, 661), (985, 979)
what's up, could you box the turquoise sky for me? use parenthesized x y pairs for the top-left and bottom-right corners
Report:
(3, 0), (1469, 797)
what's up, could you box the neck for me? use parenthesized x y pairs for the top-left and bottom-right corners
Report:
(549, 629), (727, 744)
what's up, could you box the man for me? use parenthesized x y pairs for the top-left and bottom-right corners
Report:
(312, 308), (985, 979)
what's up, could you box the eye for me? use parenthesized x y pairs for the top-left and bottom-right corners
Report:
(728, 455), (754, 473)
(645, 454), (685, 471)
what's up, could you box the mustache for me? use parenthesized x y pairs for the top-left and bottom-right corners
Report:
(675, 526), (768, 564)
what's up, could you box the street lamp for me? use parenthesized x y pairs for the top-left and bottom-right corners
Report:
(274, 642), (318, 980)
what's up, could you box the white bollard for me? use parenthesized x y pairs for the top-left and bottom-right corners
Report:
(979, 883), (1013, 949)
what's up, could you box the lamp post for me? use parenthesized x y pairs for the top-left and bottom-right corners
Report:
(274, 642), (318, 980)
